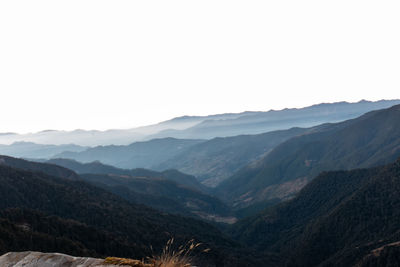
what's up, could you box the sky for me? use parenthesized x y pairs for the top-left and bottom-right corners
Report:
(0, 0), (399, 133)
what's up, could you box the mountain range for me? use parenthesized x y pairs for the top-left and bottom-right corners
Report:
(54, 138), (204, 169)
(4, 100), (393, 188)
(0, 141), (86, 159)
(215, 104), (400, 209)
(54, 128), (309, 187)
(148, 99), (400, 140)
(1, 100), (398, 146)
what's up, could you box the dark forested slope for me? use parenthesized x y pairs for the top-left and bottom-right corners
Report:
(231, 159), (400, 266)
(0, 163), (257, 266)
(0, 208), (139, 258)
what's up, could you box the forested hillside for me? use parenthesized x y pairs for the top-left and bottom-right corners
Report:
(230, 158), (400, 266)
(0, 163), (262, 266)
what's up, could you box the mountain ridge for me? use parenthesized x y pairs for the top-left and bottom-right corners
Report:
(155, 127), (309, 187)
(53, 138), (204, 169)
(1, 99), (398, 146)
(216, 104), (400, 208)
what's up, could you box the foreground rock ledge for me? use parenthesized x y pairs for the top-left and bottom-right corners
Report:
(0, 251), (133, 267)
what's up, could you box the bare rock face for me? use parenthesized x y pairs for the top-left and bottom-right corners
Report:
(0, 251), (122, 267)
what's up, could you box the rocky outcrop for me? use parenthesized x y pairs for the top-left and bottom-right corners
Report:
(0, 251), (124, 267)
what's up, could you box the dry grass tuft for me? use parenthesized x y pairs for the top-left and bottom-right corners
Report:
(147, 238), (208, 267)
(104, 238), (208, 267)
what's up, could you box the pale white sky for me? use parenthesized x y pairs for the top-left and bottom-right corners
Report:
(0, 0), (399, 133)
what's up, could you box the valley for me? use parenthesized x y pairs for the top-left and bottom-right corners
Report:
(1, 100), (400, 266)
(3, 0), (400, 264)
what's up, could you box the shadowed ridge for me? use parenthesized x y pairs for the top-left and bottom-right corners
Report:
(0, 155), (79, 180)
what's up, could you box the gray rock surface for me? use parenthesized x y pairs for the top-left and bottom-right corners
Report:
(0, 251), (122, 267)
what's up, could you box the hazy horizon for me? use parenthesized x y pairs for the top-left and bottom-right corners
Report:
(1, 1), (399, 133)
(0, 98), (397, 134)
